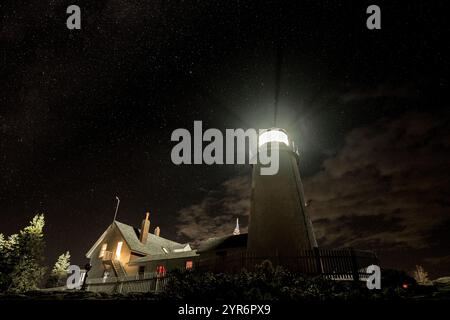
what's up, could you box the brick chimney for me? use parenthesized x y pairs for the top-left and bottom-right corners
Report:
(154, 226), (160, 237)
(139, 212), (150, 244)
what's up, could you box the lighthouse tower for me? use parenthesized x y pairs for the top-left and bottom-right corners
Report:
(247, 128), (317, 257)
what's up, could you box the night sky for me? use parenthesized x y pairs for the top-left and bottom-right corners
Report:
(1, 1), (449, 278)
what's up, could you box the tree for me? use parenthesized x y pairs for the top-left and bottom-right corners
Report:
(47, 251), (71, 287)
(413, 265), (431, 285)
(0, 232), (20, 291)
(3, 214), (47, 293)
(0, 233), (9, 290)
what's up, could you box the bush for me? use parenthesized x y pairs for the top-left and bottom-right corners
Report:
(160, 260), (394, 301)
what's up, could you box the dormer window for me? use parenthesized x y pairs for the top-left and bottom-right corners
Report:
(99, 243), (107, 258)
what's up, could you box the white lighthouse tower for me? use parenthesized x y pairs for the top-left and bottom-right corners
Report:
(247, 128), (317, 257)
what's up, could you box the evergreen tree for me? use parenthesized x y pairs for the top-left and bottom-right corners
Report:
(7, 214), (47, 292)
(0, 233), (20, 291)
(47, 251), (71, 287)
(0, 233), (7, 290)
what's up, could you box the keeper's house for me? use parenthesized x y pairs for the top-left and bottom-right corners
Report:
(86, 213), (197, 280)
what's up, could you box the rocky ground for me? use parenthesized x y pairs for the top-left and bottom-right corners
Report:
(0, 290), (159, 300)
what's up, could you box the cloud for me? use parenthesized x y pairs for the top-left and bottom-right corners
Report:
(425, 255), (450, 267)
(339, 83), (413, 103)
(176, 175), (251, 245)
(304, 111), (450, 250)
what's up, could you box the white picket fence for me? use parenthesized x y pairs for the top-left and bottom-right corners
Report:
(86, 272), (170, 294)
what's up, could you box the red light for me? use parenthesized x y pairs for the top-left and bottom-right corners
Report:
(156, 265), (166, 276)
(402, 283), (408, 289)
(185, 260), (193, 269)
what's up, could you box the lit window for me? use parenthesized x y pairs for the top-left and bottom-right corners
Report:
(258, 129), (289, 147)
(162, 247), (169, 254)
(156, 265), (166, 276)
(115, 241), (123, 260)
(99, 243), (107, 258)
(102, 270), (110, 283)
(185, 260), (193, 270)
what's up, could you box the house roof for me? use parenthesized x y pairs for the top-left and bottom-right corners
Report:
(129, 250), (199, 265)
(86, 220), (191, 258)
(115, 220), (189, 256)
(196, 233), (248, 253)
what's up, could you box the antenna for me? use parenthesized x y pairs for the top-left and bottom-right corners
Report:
(273, 1), (283, 127)
(113, 196), (120, 222)
(273, 44), (282, 126)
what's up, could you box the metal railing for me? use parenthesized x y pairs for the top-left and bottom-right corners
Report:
(195, 248), (378, 281)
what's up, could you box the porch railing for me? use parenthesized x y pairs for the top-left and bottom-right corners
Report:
(101, 250), (114, 261)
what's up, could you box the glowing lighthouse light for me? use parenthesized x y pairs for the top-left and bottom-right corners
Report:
(258, 129), (289, 147)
